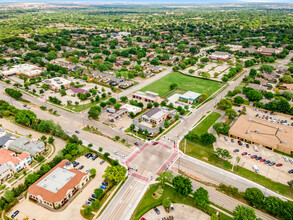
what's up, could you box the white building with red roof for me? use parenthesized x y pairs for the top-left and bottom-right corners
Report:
(27, 160), (89, 209)
(0, 148), (31, 172)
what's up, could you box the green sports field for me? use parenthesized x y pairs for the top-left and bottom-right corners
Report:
(140, 72), (223, 96)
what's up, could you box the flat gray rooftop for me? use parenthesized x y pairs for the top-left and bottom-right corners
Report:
(36, 167), (76, 193)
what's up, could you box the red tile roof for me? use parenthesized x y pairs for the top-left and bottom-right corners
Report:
(28, 160), (87, 204)
(0, 148), (30, 165)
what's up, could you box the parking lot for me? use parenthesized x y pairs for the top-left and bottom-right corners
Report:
(7, 155), (109, 220)
(215, 135), (293, 185)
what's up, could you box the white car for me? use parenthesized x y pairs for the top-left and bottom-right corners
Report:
(66, 130), (71, 134)
(121, 155), (126, 159)
(284, 156), (289, 162)
(114, 151), (118, 155)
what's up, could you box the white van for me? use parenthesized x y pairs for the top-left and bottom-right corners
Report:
(253, 145), (259, 152)
(253, 165), (259, 173)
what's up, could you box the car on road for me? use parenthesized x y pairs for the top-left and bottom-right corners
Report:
(251, 155), (257, 159)
(152, 142), (158, 145)
(75, 130), (80, 134)
(114, 151), (119, 155)
(102, 182), (108, 186)
(100, 160), (105, 165)
(242, 152), (247, 156)
(92, 155), (98, 160)
(78, 165), (84, 170)
(11, 210), (19, 218)
(121, 155), (126, 159)
(269, 162), (276, 166)
(134, 142), (139, 146)
(260, 159), (266, 162)
(100, 185), (107, 190)
(264, 160), (271, 164)
(233, 149), (239, 153)
(154, 207), (160, 215)
(276, 163), (283, 167)
(288, 169), (293, 174)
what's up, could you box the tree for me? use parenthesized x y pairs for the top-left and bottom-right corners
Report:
(263, 196), (282, 216)
(114, 103), (122, 110)
(215, 148), (232, 159)
(225, 109), (237, 120)
(48, 136), (55, 144)
(162, 198), (171, 208)
(4, 190), (15, 203)
(172, 175), (192, 197)
(234, 96), (245, 104)
(217, 99), (232, 110)
(5, 88), (22, 100)
(244, 188), (264, 208)
(157, 170), (174, 185)
(120, 96), (128, 103)
(15, 110), (37, 126)
(170, 83), (177, 90)
(259, 65), (274, 73)
(103, 165), (127, 184)
(36, 155), (45, 163)
(174, 113), (179, 120)
(172, 66), (180, 72)
(246, 90), (263, 102)
(213, 122), (230, 134)
(94, 188), (104, 199)
(202, 72), (210, 79)
(91, 200), (101, 210)
(222, 76), (229, 82)
(164, 120), (170, 128)
(83, 206), (92, 216)
(193, 187), (210, 208)
(89, 168), (96, 177)
(249, 69), (257, 78)
(233, 205), (256, 220)
(147, 103), (153, 109)
(88, 106), (101, 119)
(200, 133), (216, 145)
(25, 173), (40, 186)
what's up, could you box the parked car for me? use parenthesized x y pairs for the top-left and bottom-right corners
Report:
(73, 161), (80, 167)
(237, 140), (242, 146)
(245, 144), (250, 148)
(276, 163), (283, 167)
(11, 210), (19, 218)
(154, 207), (160, 215)
(255, 156), (262, 160)
(224, 137), (228, 141)
(170, 203), (174, 211)
(152, 142), (158, 145)
(92, 155), (98, 160)
(253, 145), (259, 152)
(78, 165), (84, 170)
(88, 198), (95, 202)
(269, 162), (276, 166)
(233, 149), (239, 153)
(85, 169), (90, 173)
(242, 152), (247, 156)
(102, 182), (108, 186)
(253, 165), (259, 173)
(66, 130), (71, 134)
(260, 159), (266, 162)
(100, 185), (107, 190)
(91, 194), (96, 199)
(251, 155), (257, 159)
(100, 160), (105, 165)
(288, 169), (293, 174)
(283, 156), (289, 162)
(289, 158), (293, 164)
(264, 160), (271, 164)
(114, 151), (119, 155)
(231, 139), (234, 143)
(75, 130), (80, 134)
(134, 142), (139, 146)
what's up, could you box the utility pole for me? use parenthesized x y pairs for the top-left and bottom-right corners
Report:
(184, 138), (186, 154)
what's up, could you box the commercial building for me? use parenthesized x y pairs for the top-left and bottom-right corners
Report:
(71, 87), (89, 94)
(43, 77), (71, 91)
(0, 148), (31, 172)
(109, 104), (142, 122)
(229, 115), (293, 154)
(179, 91), (201, 104)
(142, 107), (170, 125)
(27, 160), (89, 209)
(208, 51), (231, 61)
(7, 137), (45, 157)
(0, 64), (43, 78)
(256, 46), (283, 56)
(132, 91), (159, 103)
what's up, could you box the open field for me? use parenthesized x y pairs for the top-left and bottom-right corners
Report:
(139, 72), (223, 97)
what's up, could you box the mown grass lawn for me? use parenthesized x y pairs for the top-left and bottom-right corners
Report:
(131, 184), (232, 220)
(140, 72), (223, 96)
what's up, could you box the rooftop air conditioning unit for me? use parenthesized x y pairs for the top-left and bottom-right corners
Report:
(246, 131), (250, 134)
(249, 119), (253, 122)
(283, 141), (286, 144)
(256, 129), (260, 133)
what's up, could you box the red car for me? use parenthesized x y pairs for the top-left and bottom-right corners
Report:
(260, 159), (266, 162)
(251, 155), (257, 159)
(276, 163), (283, 167)
(152, 142), (158, 146)
(242, 152), (247, 156)
(141, 218), (146, 220)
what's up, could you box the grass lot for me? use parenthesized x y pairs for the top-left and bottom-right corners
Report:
(162, 88), (187, 99)
(131, 184), (232, 220)
(65, 101), (98, 112)
(180, 113), (293, 198)
(140, 72), (223, 97)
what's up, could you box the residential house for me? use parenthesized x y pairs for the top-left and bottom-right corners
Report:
(0, 148), (31, 172)
(0, 163), (12, 182)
